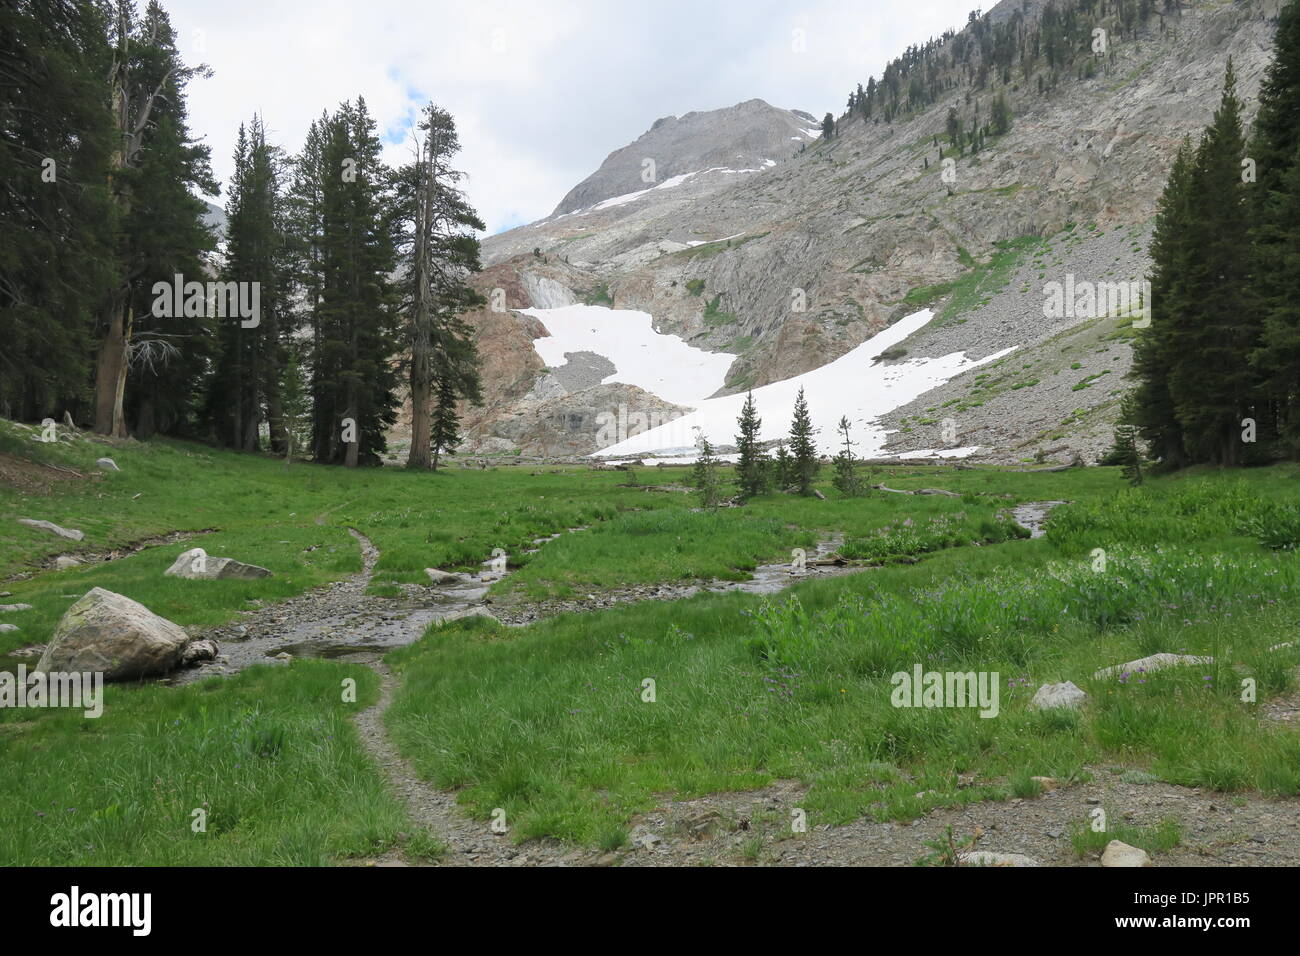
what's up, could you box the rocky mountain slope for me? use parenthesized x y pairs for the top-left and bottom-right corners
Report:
(422, 0), (1283, 464)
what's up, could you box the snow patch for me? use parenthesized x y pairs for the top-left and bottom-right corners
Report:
(594, 309), (1016, 459)
(523, 304), (734, 406)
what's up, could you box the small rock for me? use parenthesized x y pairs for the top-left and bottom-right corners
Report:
(18, 519), (84, 542)
(1101, 840), (1153, 867)
(1031, 776), (1061, 792)
(0, 623), (18, 634)
(274, 652), (293, 661)
(0, 604), (33, 613)
(95, 457), (120, 472)
(424, 568), (463, 585)
(1029, 681), (1087, 710)
(181, 638), (220, 666)
(54, 555), (82, 570)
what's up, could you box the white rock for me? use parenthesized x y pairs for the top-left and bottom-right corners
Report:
(959, 851), (1040, 867)
(36, 587), (191, 681)
(95, 457), (120, 471)
(54, 555), (82, 570)
(164, 547), (272, 580)
(1101, 840), (1153, 867)
(18, 518), (84, 541)
(1094, 653), (1213, 680)
(424, 568), (463, 584)
(0, 603), (33, 613)
(0, 623), (18, 634)
(1029, 681), (1087, 710)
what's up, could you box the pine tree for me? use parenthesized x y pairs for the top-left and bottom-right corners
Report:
(1109, 396), (1146, 485)
(278, 344), (310, 466)
(991, 93), (1012, 135)
(1167, 60), (1257, 466)
(1250, 0), (1300, 452)
(832, 416), (863, 496)
(0, 0), (116, 423)
(94, 1), (214, 438)
(773, 441), (794, 491)
(1131, 139), (1194, 468)
(203, 114), (287, 450)
(821, 113), (835, 139)
(690, 431), (722, 509)
(303, 98), (400, 466)
(429, 365), (463, 470)
(734, 391), (767, 499)
(788, 387), (819, 496)
(395, 104), (486, 469)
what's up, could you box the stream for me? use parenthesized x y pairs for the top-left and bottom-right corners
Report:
(164, 502), (1062, 682)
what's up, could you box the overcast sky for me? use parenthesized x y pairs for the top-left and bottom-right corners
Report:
(169, 0), (977, 234)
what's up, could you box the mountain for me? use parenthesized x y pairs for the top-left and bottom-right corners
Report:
(551, 99), (820, 215)
(433, 0), (1284, 464)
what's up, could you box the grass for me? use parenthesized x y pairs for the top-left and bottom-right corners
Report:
(702, 294), (738, 326)
(895, 236), (1044, 326)
(4, 415), (1300, 862)
(385, 465), (1300, 846)
(0, 661), (417, 865)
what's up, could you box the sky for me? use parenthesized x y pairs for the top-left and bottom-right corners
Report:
(168, 0), (979, 235)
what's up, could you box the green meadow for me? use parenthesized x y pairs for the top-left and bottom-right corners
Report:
(2, 418), (1298, 862)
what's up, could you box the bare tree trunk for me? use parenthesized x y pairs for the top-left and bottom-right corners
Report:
(344, 400), (359, 468)
(94, 296), (131, 437)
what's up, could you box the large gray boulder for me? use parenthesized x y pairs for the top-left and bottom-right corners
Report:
(164, 547), (272, 581)
(35, 588), (191, 681)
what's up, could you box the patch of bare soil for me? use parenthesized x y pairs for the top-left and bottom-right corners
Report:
(0, 452), (93, 495)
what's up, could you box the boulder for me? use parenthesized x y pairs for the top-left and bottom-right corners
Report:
(54, 555), (82, 570)
(35, 588), (191, 681)
(1101, 840), (1153, 867)
(95, 457), (120, 472)
(164, 547), (272, 580)
(1094, 653), (1213, 681)
(1029, 681), (1087, 710)
(18, 518), (84, 541)
(0, 623), (18, 634)
(0, 603), (32, 613)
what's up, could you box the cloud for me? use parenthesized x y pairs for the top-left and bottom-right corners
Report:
(169, 0), (975, 234)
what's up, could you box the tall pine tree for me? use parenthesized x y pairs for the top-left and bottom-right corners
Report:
(394, 104), (485, 470)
